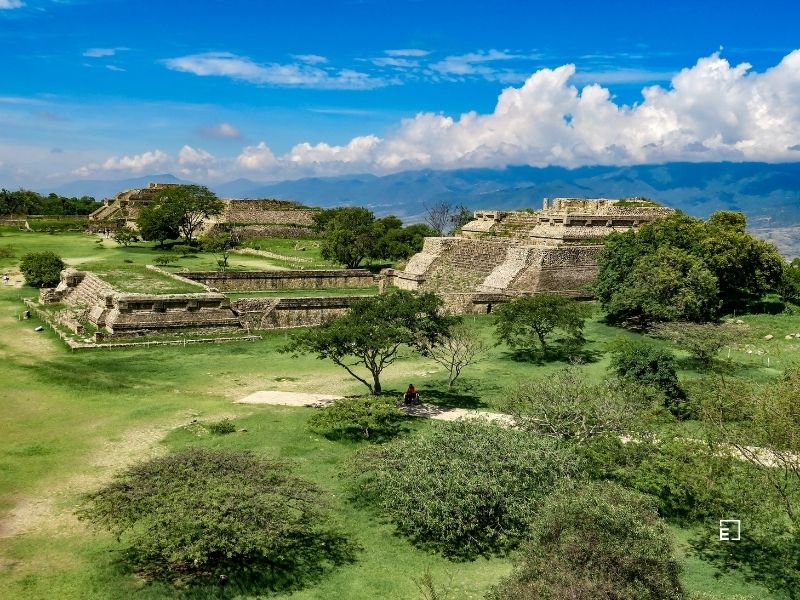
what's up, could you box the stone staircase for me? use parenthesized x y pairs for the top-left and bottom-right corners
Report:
(479, 247), (539, 292)
(62, 272), (114, 309)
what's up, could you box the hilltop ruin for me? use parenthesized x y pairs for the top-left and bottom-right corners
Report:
(88, 182), (319, 238)
(388, 198), (673, 312)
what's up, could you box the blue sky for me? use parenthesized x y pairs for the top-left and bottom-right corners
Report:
(1, 0), (799, 188)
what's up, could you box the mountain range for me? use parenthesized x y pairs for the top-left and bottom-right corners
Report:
(49, 163), (800, 231)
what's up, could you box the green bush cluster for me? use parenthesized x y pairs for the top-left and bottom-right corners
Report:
(488, 481), (684, 600)
(595, 211), (785, 324)
(78, 448), (356, 588)
(307, 397), (406, 441)
(207, 418), (237, 435)
(19, 251), (65, 288)
(344, 419), (580, 558)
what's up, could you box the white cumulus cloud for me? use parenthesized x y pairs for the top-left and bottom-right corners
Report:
(236, 142), (278, 170)
(257, 50), (800, 174)
(0, 0), (24, 9)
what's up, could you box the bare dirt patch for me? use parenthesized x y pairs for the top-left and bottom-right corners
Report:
(237, 390), (342, 407)
(236, 390), (512, 423)
(0, 410), (222, 540)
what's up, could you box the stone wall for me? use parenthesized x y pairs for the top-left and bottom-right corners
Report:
(181, 269), (376, 291)
(103, 293), (241, 332)
(221, 200), (319, 226)
(232, 296), (362, 330)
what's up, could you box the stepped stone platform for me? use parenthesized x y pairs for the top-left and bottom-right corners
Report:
(389, 198), (673, 313)
(87, 182), (319, 237)
(37, 267), (375, 343)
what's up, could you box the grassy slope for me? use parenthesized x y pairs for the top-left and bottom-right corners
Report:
(0, 228), (792, 599)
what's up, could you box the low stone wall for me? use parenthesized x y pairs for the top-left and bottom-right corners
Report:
(104, 293), (240, 332)
(181, 269), (376, 291)
(222, 201), (319, 226)
(232, 296), (362, 330)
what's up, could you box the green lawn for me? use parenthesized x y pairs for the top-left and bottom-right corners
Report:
(0, 228), (793, 599)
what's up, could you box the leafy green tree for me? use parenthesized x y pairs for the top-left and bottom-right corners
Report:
(19, 251), (65, 287)
(650, 321), (742, 368)
(78, 448), (355, 588)
(344, 419), (580, 558)
(150, 184), (224, 246)
(307, 396), (406, 441)
(281, 290), (456, 394)
(494, 295), (589, 356)
(201, 228), (240, 271)
(0, 188), (97, 215)
(372, 219), (435, 261)
(701, 226), (784, 307)
(421, 321), (485, 390)
(609, 339), (686, 415)
(779, 258), (800, 305)
(111, 226), (139, 247)
(318, 207), (377, 268)
(487, 481), (684, 600)
(596, 211), (785, 322)
(504, 367), (661, 444)
(605, 245), (720, 325)
(136, 202), (182, 247)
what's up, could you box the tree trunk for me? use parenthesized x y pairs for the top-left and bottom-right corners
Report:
(372, 371), (382, 395)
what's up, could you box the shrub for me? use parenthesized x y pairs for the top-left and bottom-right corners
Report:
(307, 397), (405, 441)
(153, 254), (178, 266)
(172, 243), (195, 256)
(344, 419), (580, 558)
(651, 321), (742, 369)
(111, 226), (139, 247)
(504, 367), (663, 444)
(615, 439), (766, 523)
(578, 437), (767, 524)
(78, 448), (356, 588)
(207, 418), (236, 434)
(487, 481), (684, 600)
(19, 251), (65, 287)
(609, 339), (686, 415)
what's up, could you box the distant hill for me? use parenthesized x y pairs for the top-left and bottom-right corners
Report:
(48, 174), (190, 200)
(38, 162), (800, 255)
(224, 163), (800, 229)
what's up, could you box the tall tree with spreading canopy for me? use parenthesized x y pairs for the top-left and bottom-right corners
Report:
(281, 290), (456, 394)
(494, 294), (589, 357)
(150, 184), (225, 246)
(596, 210), (785, 323)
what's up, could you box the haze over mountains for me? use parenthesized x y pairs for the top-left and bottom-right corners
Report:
(51, 162), (800, 225)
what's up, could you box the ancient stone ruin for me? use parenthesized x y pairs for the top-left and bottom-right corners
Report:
(388, 198), (673, 312)
(88, 182), (319, 238)
(37, 267), (378, 345)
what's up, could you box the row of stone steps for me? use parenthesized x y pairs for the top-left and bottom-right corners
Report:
(63, 274), (114, 309)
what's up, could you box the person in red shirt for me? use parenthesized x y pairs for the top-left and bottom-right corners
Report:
(403, 383), (418, 405)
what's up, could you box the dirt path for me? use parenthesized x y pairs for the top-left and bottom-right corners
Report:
(236, 390), (513, 423)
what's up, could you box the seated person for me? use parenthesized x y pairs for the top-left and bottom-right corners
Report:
(403, 384), (418, 404)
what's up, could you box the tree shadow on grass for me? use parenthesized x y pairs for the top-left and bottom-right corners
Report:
(500, 342), (604, 365)
(421, 384), (487, 410)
